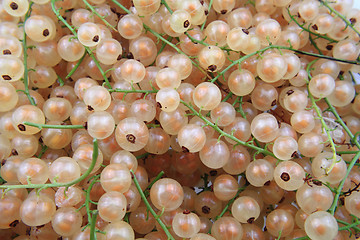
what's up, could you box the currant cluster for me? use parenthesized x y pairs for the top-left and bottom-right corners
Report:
(0, 0), (359, 239)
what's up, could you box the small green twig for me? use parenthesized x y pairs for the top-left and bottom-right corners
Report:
(82, 0), (117, 31)
(23, 122), (85, 129)
(50, 0), (112, 89)
(66, 52), (86, 79)
(22, 1), (36, 106)
(130, 170), (175, 240)
(0, 139), (98, 190)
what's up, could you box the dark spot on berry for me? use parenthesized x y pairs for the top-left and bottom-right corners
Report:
(37, 224), (45, 229)
(11, 149), (18, 156)
(221, 10), (227, 14)
(126, 134), (136, 143)
(200, 0), (204, 5)
(10, 2), (18, 10)
(117, 55), (122, 60)
(83, 122), (88, 130)
(17, 124), (26, 131)
(202, 205), (210, 214)
(271, 100), (277, 106)
(127, 52), (134, 59)
(9, 220), (19, 227)
(2, 75), (11, 80)
(92, 35), (99, 42)
(281, 172), (290, 182)
(182, 146), (189, 152)
(87, 105), (94, 111)
(204, 10), (209, 15)
(242, 28), (249, 35)
(184, 20), (190, 28)
(312, 180), (322, 186)
(126, 204), (131, 211)
(1, 159), (6, 166)
(43, 29), (50, 37)
(39, 136), (43, 143)
(3, 49), (11, 55)
(291, 151), (298, 158)
(247, 217), (255, 224)
(209, 170), (218, 176)
(183, 209), (191, 214)
(156, 102), (162, 109)
(326, 45), (333, 51)
(311, 24), (318, 31)
(286, 89), (294, 95)
(350, 18), (357, 25)
(110, 7), (116, 13)
(264, 180), (271, 186)
(207, 65), (217, 72)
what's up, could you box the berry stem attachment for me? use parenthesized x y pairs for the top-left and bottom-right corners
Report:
(130, 169), (175, 240)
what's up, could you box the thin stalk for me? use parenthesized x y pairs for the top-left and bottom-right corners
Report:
(82, 0), (117, 31)
(181, 100), (278, 158)
(215, 186), (247, 220)
(201, 0), (213, 30)
(320, 0), (360, 37)
(130, 170), (175, 240)
(90, 210), (99, 240)
(66, 51), (86, 79)
(22, 1), (36, 106)
(23, 122), (85, 129)
(210, 45), (360, 83)
(0, 139), (98, 190)
(337, 219), (360, 232)
(329, 151), (360, 214)
(305, 60), (337, 174)
(50, 0), (112, 89)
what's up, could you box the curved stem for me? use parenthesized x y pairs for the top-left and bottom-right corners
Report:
(181, 100), (278, 158)
(319, 0), (360, 37)
(66, 52), (86, 79)
(130, 170), (175, 240)
(0, 139), (98, 190)
(50, 0), (112, 89)
(305, 60), (337, 174)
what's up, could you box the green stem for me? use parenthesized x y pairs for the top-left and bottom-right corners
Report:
(130, 170), (175, 240)
(305, 60), (337, 174)
(337, 219), (360, 232)
(108, 89), (158, 94)
(50, 0), (112, 89)
(325, 98), (360, 150)
(201, 0), (213, 30)
(320, 0), (360, 37)
(82, 0), (117, 31)
(22, 1), (36, 106)
(329, 151), (360, 214)
(23, 122), (85, 129)
(111, 0), (208, 76)
(66, 51), (86, 79)
(181, 100), (278, 158)
(90, 210), (99, 240)
(215, 186), (247, 220)
(287, 8), (338, 43)
(210, 45), (360, 83)
(144, 171), (164, 197)
(0, 139), (98, 190)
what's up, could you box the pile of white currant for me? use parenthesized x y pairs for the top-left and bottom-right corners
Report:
(0, 0), (359, 239)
